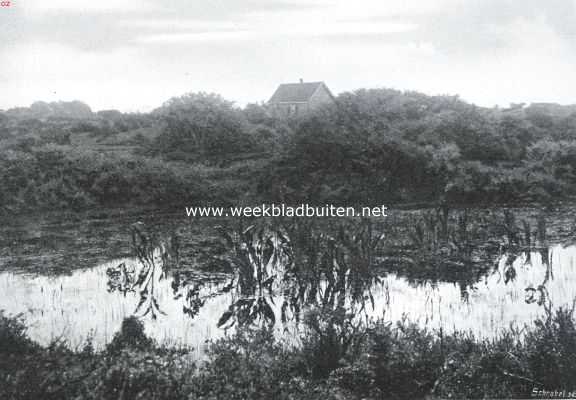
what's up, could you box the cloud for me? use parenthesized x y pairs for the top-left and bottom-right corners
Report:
(1, 0), (576, 111)
(21, 0), (158, 14)
(135, 21), (416, 43)
(402, 0), (576, 55)
(4, 0), (325, 52)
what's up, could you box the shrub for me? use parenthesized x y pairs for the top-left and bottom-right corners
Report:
(94, 349), (192, 400)
(300, 307), (367, 379)
(525, 306), (576, 390)
(0, 311), (37, 354)
(189, 327), (304, 400)
(366, 319), (443, 399)
(0, 146), (210, 213)
(106, 316), (154, 354)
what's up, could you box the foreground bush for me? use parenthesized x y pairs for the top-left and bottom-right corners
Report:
(0, 311), (37, 354)
(1, 307), (576, 399)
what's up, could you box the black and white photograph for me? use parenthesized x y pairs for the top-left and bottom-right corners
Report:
(2, 1), (576, 399)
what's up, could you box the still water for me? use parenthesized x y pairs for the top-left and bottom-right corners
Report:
(1, 236), (574, 354)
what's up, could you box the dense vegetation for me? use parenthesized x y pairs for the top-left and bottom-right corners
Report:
(3, 91), (576, 399)
(2, 192), (576, 398)
(2, 91), (576, 214)
(2, 305), (576, 399)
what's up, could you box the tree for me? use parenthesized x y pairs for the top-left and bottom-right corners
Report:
(155, 92), (251, 163)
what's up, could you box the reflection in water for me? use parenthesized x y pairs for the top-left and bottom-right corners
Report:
(373, 245), (571, 336)
(0, 259), (232, 355)
(2, 244), (576, 353)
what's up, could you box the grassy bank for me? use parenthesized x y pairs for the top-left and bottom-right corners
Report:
(2, 304), (576, 400)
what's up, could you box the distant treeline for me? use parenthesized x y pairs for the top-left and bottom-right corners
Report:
(1, 90), (576, 213)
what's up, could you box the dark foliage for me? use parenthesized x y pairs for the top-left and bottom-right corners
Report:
(3, 88), (576, 214)
(2, 306), (576, 399)
(106, 316), (154, 354)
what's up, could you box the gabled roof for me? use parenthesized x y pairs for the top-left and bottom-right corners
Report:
(269, 81), (329, 103)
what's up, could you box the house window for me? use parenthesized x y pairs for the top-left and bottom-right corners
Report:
(289, 104), (297, 115)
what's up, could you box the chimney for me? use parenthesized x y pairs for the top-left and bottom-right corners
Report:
(299, 78), (304, 84)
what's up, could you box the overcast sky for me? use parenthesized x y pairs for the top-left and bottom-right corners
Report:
(1, 0), (576, 112)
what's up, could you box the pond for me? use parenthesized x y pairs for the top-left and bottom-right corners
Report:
(1, 207), (576, 355)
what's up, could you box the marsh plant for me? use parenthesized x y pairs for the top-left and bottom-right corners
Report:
(226, 218), (385, 326)
(106, 211), (557, 332)
(106, 222), (181, 319)
(4, 209), (576, 399)
(144, 217), (389, 330)
(216, 222), (292, 328)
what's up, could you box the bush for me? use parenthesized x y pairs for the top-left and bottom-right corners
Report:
(2, 306), (576, 399)
(94, 349), (191, 400)
(189, 328), (303, 400)
(300, 307), (367, 379)
(106, 316), (154, 354)
(525, 307), (576, 390)
(154, 93), (254, 163)
(0, 146), (210, 213)
(0, 311), (37, 354)
(366, 319), (443, 398)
